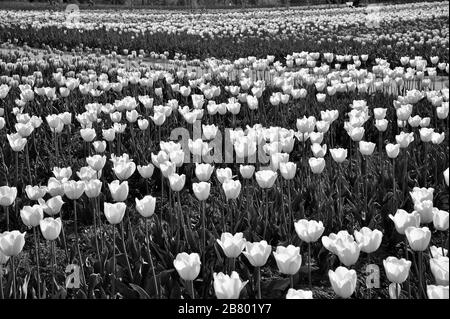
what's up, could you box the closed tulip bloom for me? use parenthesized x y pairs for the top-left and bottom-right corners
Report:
(311, 143), (327, 158)
(386, 143), (400, 159)
(286, 288), (313, 299)
(222, 179), (241, 200)
(335, 239), (361, 267)
(80, 128), (96, 142)
(330, 148), (347, 163)
(39, 217), (62, 241)
(102, 128), (116, 142)
(104, 202), (126, 225)
(173, 252), (201, 281)
(405, 226), (431, 251)
(427, 285), (449, 299)
(193, 182), (210, 201)
(255, 170), (277, 189)
(63, 180), (85, 200)
(433, 209), (449, 231)
(86, 155), (106, 171)
(169, 173), (186, 192)
(160, 161), (176, 178)
(217, 232), (246, 258)
(137, 164), (155, 179)
(84, 179), (102, 198)
(354, 227), (383, 254)
(7, 133), (27, 152)
(273, 245), (302, 275)
(383, 257), (411, 284)
(294, 219), (325, 243)
(195, 163), (214, 182)
(348, 127), (365, 142)
(389, 209), (421, 235)
(430, 257), (449, 286)
(242, 240), (272, 267)
(328, 266), (357, 299)
(373, 108), (387, 120)
(213, 271), (248, 299)
(25, 185), (47, 201)
(108, 180), (129, 202)
(135, 195), (156, 218)
(0, 186), (17, 206)
(38, 196), (64, 216)
(280, 162), (297, 180)
(0, 231), (26, 256)
(395, 132), (414, 148)
(113, 161), (136, 180)
(20, 204), (44, 228)
(308, 157), (325, 174)
(216, 167), (233, 184)
(239, 165), (255, 179)
(359, 141), (376, 156)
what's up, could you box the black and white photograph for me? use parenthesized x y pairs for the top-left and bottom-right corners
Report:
(0, 0), (448, 307)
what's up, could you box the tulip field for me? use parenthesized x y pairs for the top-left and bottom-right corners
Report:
(0, 1), (449, 301)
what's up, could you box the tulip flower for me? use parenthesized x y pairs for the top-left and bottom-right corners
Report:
(330, 148), (347, 163)
(433, 209), (449, 231)
(0, 186), (17, 207)
(427, 285), (449, 299)
(112, 161), (136, 180)
(294, 219), (325, 243)
(20, 205), (43, 228)
(25, 185), (47, 201)
(7, 133), (27, 152)
(239, 165), (255, 179)
(444, 168), (449, 186)
(308, 157), (325, 174)
(216, 167), (233, 184)
(405, 226), (431, 251)
(193, 182), (210, 201)
(135, 195), (156, 218)
(286, 288), (313, 299)
(195, 163), (214, 182)
(39, 217), (62, 241)
(354, 227), (383, 254)
(273, 245), (302, 280)
(108, 180), (129, 202)
(63, 180), (85, 200)
(213, 271), (248, 299)
(137, 164), (155, 179)
(217, 232), (246, 260)
(169, 173), (186, 192)
(173, 252), (201, 283)
(86, 155), (106, 172)
(104, 202), (126, 225)
(389, 209), (421, 235)
(386, 143), (400, 159)
(84, 179), (102, 198)
(38, 195), (65, 216)
(430, 257), (449, 286)
(242, 240), (272, 268)
(222, 179), (241, 200)
(0, 231), (25, 257)
(413, 200), (434, 224)
(255, 170), (277, 189)
(328, 266), (357, 299)
(335, 239), (361, 267)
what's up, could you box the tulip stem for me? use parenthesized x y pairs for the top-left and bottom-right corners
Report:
(290, 275), (294, 289)
(59, 211), (70, 264)
(201, 201), (206, 269)
(4, 206), (9, 231)
(14, 151), (18, 190)
(25, 143), (32, 185)
(418, 251), (425, 299)
(145, 217), (159, 299)
(0, 265), (4, 299)
(392, 159), (397, 210)
(51, 240), (56, 296)
(287, 179), (293, 243)
(177, 191), (190, 250)
(308, 242), (312, 290)
(10, 256), (16, 299)
(33, 227), (41, 299)
(404, 238), (411, 299)
(73, 200), (86, 286)
(189, 280), (195, 299)
(263, 190), (269, 239)
(91, 198), (101, 274)
(396, 283), (401, 299)
(112, 224), (116, 299)
(256, 266), (261, 299)
(120, 221), (134, 281)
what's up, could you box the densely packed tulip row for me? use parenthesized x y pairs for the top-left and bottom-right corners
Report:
(0, 1), (448, 63)
(0, 3), (449, 299)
